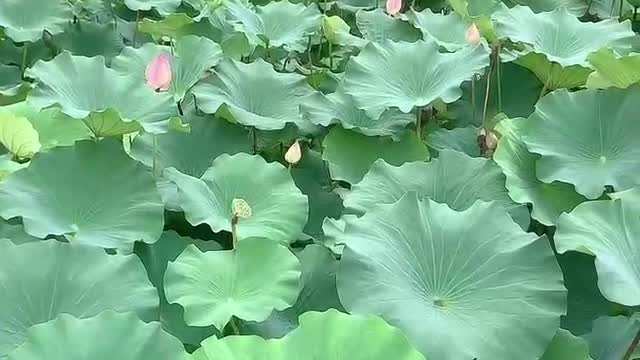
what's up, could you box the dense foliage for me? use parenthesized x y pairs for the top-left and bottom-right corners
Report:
(0, 0), (639, 359)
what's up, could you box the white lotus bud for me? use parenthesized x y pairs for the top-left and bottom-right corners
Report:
(284, 140), (302, 165)
(465, 23), (481, 46)
(232, 198), (252, 219)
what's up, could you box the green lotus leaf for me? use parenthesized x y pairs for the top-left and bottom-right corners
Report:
(558, 252), (615, 335)
(404, 9), (469, 51)
(25, 52), (178, 136)
(355, 9), (421, 44)
(0, 219), (39, 244)
(586, 316), (640, 360)
(493, 6), (636, 68)
(514, 52), (593, 91)
(0, 109), (40, 159)
(290, 149), (343, 241)
(555, 192), (640, 306)
(300, 87), (414, 139)
(193, 58), (315, 130)
(192, 309), (426, 360)
(540, 329), (592, 360)
(1, 102), (91, 150)
(343, 149), (530, 229)
(164, 238), (302, 330)
(0, 65), (22, 97)
(136, 231), (222, 345)
(124, 0), (181, 15)
(0, 139), (164, 249)
(322, 127), (429, 184)
(426, 126), (480, 157)
(227, 0), (321, 52)
(138, 13), (194, 41)
(494, 117), (586, 225)
(53, 22), (124, 59)
(0, 0), (72, 42)
(0, 155), (26, 182)
(7, 312), (185, 360)
(587, 0), (633, 18)
(164, 153), (308, 243)
(337, 193), (566, 360)
(502, 0), (587, 14)
(240, 244), (344, 338)
(0, 240), (159, 358)
(587, 49), (640, 89)
(522, 87), (640, 199)
(112, 36), (223, 101)
(344, 39), (490, 119)
(335, 0), (385, 11)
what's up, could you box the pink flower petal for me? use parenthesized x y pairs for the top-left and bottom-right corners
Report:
(145, 53), (172, 91)
(465, 23), (481, 46)
(386, 0), (402, 16)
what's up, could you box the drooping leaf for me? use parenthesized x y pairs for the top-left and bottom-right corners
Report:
(0, 109), (40, 159)
(192, 310), (426, 360)
(587, 49), (640, 89)
(0, 139), (164, 249)
(164, 238), (302, 330)
(426, 125), (481, 157)
(555, 191), (640, 306)
(404, 9), (469, 51)
(193, 58), (315, 130)
(355, 9), (421, 44)
(0, 240), (159, 358)
(343, 149), (530, 229)
(493, 117), (586, 225)
(540, 329), (593, 360)
(322, 127), (429, 184)
(0, 155), (26, 182)
(522, 87), (640, 199)
(164, 153), (308, 243)
(7, 312), (185, 360)
(343, 39), (490, 119)
(0, 0), (73, 42)
(136, 231), (222, 346)
(112, 36), (224, 101)
(337, 193), (566, 360)
(26, 52), (178, 136)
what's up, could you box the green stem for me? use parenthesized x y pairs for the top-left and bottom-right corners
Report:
(471, 77), (477, 125)
(619, 0), (624, 17)
(229, 317), (240, 335)
(481, 65), (492, 128)
(622, 329), (640, 360)
(133, 11), (140, 47)
(495, 44), (502, 113)
(231, 215), (239, 249)
(152, 135), (158, 177)
(634, 6), (638, 20)
(306, 35), (313, 67)
(539, 79), (549, 100)
(328, 41), (334, 71)
(265, 39), (271, 62)
(415, 107), (422, 139)
(250, 127), (257, 154)
(20, 43), (28, 74)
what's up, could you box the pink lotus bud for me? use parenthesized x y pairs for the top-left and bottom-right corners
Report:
(145, 53), (172, 91)
(465, 23), (481, 45)
(386, 0), (402, 16)
(284, 140), (302, 165)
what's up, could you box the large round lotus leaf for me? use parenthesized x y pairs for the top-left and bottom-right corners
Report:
(522, 87), (640, 199)
(1, 102), (91, 150)
(540, 329), (592, 360)
(0, 240), (159, 358)
(0, 109), (40, 159)
(164, 153), (308, 243)
(0, 139), (164, 249)
(555, 193), (640, 306)
(192, 58), (314, 130)
(136, 231), (221, 345)
(52, 22), (124, 59)
(587, 0), (633, 18)
(192, 309), (426, 360)
(355, 9), (421, 44)
(0, 65), (22, 97)
(112, 36), (223, 101)
(585, 315), (640, 360)
(226, 0), (320, 52)
(337, 193), (566, 360)
(0, 0), (72, 42)
(164, 238), (302, 330)
(25, 52), (178, 136)
(494, 117), (586, 225)
(300, 87), (414, 139)
(343, 149), (530, 229)
(240, 244), (344, 338)
(130, 113), (250, 178)
(0, 219), (39, 244)
(426, 126), (480, 157)
(344, 39), (490, 119)
(514, 52), (594, 91)
(322, 127), (429, 184)
(493, 6), (636, 68)
(7, 312), (185, 360)
(124, 0), (181, 15)
(587, 49), (640, 89)
(404, 9), (468, 51)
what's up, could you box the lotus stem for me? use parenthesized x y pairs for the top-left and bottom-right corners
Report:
(622, 328), (640, 360)
(619, 0), (624, 17)
(328, 41), (334, 71)
(20, 43), (28, 75)
(176, 100), (183, 116)
(415, 106), (422, 139)
(231, 214), (239, 249)
(250, 127), (257, 154)
(471, 77), (476, 124)
(495, 43), (502, 113)
(634, 6), (638, 20)
(152, 135), (158, 177)
(133, 11), (140, 47)
(481, 65), (492, 128)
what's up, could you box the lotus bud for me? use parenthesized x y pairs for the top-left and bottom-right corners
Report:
(145, 53), (172, 91)
(232, 198), (252, 219)
(386, 0), (402, 16)
(465, 23), (481, 46)
(284, 140), (302, 165)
